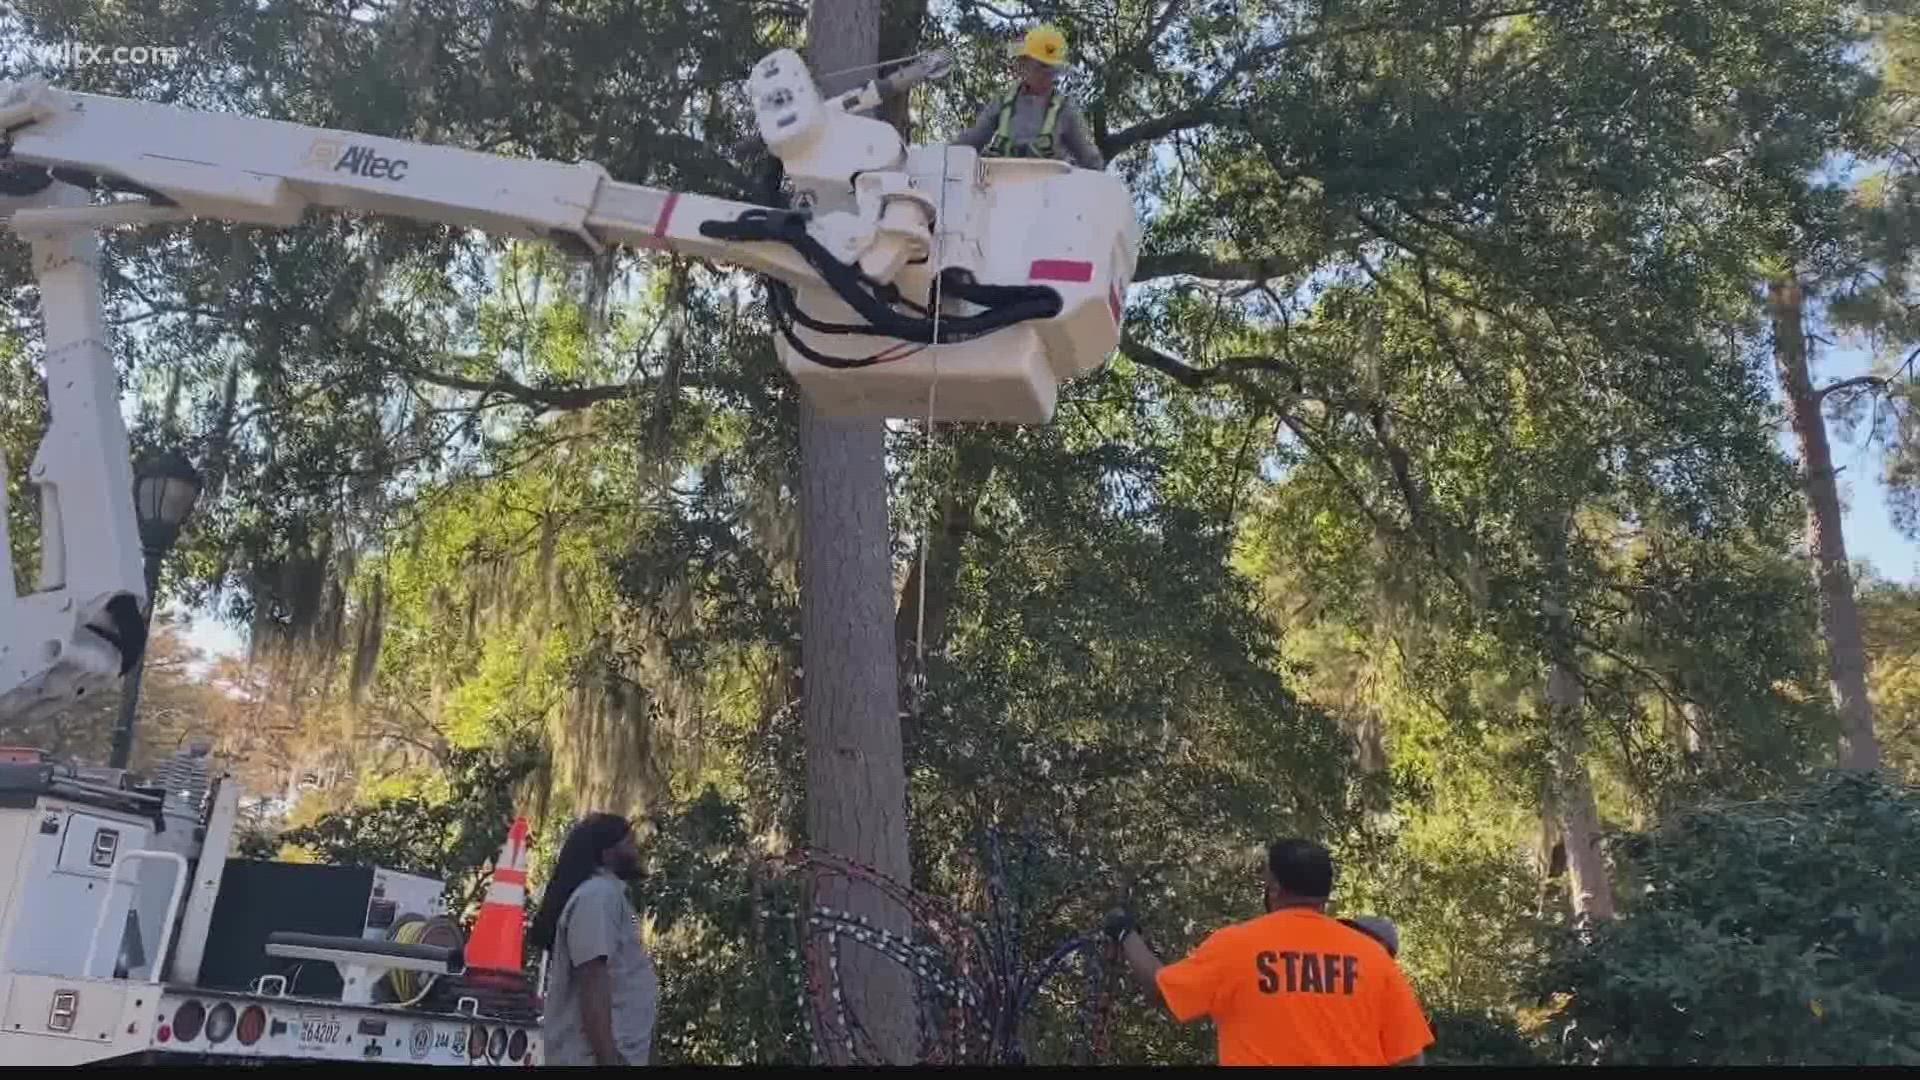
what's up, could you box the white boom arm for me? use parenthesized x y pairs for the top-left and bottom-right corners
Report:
(0, 49), (1142, 727)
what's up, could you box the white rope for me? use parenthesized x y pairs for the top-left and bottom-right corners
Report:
(914, 145), (953, 668)
(794, 41), (952, 671)
(814, 49), (944, 84)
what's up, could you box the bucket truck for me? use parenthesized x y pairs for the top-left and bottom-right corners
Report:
(0, 46), (1142, 732)
(0, 743), (542, 1065)
(0, 47), (1142, 1065)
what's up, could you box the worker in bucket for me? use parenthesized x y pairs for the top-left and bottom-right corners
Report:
(531, 813), (659, 1066)
(953, 25), (1107, 170)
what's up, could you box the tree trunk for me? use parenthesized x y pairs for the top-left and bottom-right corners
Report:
(1769, 276), (1880, 771)
(1669, 700), (1713, 772)
(797, 0), (916, 1063)
(894, 436), (995, 664)
(645, 258), (691, 468)
(1545, 655), (1614, 922)
(797, 409), (917, 1066)
(1539, 519), (1615, 924)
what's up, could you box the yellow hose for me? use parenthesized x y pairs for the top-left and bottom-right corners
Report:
(386, 914), (464, 1005)
(387, 916), (430, 1002)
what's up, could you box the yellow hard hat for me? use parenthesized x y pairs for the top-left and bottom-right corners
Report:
(1009, 24), (1069, 67)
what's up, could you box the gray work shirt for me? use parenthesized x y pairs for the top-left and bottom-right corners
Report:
(954, 88), (1106, 170)
(542, 871), (659, 1065)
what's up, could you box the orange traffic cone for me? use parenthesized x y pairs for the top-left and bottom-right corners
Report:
(466, 816), (530, 982)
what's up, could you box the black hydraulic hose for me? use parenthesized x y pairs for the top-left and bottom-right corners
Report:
(775, 265), (1026, 338)
(772, 279), (905, 337)
(700, 210), (1062, 346)
(771, 313), (880, 369)
(0, 162), (52, 196)
(766, 271), (1062, 370)
(778, 263), (1060, 346)
(0, 160), (175, 205)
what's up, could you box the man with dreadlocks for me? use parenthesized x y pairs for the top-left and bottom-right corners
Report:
(533, 813), (659, 1066)
(953, 25), (1106, 171)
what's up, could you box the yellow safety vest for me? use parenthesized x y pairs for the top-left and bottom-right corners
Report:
(985, 89), (1065, 159)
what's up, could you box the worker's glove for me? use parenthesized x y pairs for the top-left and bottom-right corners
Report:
(1102, 908), (1137, 944)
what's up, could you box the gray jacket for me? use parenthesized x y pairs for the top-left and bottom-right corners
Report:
(953, 87), (1105, 170)
(542, 872), (658, 1066)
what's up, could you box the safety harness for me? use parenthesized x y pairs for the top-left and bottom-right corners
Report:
(985, 88), (1065, 159)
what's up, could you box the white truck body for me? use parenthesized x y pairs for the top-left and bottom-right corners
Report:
(0, 749), (540, 1066)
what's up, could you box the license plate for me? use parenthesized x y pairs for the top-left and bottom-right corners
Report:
(298, 1015), (342, 1046)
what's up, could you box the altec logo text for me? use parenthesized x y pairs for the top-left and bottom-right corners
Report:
(304, 138), (409, 180)
(334, 145), (409, 180)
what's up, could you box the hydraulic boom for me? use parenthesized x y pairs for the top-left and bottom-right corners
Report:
(0, 48), (1141, 727)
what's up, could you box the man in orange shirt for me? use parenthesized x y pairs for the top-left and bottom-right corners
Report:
(1105, 838), (1433, 1066)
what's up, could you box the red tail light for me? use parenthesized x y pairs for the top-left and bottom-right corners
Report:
(236, 1005), (267, 1046)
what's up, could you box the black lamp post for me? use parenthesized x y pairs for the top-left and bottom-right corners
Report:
(107, 449), (203, 771)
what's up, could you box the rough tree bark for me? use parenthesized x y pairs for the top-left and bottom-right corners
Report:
(1540, 521), (1615, 923)
(1663, 699), (1713, 774)
(797, 0), (917, 1063)
(1544, 654), (1615, 922)
(1769, 275), (1880, 772)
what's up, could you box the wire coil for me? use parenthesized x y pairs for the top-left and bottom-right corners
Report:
(385, 913), (465, 1007)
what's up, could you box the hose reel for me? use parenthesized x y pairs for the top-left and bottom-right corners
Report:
(383, 913), (466, 1007)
